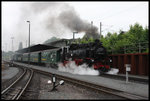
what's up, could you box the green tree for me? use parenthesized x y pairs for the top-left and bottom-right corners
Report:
(88, 37), (94, 43)
(43, 37), (60, 44)
(128, 23), (144, 43)
(100, 23), (149, 54)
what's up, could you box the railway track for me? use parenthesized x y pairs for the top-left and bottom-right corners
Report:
(9, 61), (148, 100)
(1, 67), (34, 100)
(2, 65), (24, 91)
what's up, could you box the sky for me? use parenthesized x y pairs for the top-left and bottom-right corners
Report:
(2, 1), (149, 52)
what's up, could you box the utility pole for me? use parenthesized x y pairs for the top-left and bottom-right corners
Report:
(73, 31), (78, 43)
(26, 40), (27, 48)
(27, 21), (30, 65)
(73, 32), (75, 41)
(100, 22), (102, 40)
(76, 24), (78, 32)
(11, 37), (14, 52)
(91, 21), (93, 34)
(5, 43), (7, 52)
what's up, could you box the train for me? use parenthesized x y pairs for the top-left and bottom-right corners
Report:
(13, 39), (111, 73)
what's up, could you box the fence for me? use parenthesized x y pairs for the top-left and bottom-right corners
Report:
(109, 53), (149, 76)
(108, 42), (149, 54)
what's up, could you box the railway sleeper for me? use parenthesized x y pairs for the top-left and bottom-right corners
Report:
(25, 89), (38, 93)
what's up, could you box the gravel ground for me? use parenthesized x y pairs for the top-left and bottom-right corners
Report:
(20, 72), (40, 100)
(38, 74), (123, 99)
(20, 71), (123, 100)
(2, 64), (19, 81)
(31, 64), (148, 98)
(1, 63), (24, 92)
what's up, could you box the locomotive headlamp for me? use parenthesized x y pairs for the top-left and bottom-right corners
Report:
(110, 59), (112, 62)
(71, 54), (73, 56)
(91, 59), (94, 62)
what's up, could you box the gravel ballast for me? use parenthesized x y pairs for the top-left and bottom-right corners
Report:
(38, 75), (123, 99)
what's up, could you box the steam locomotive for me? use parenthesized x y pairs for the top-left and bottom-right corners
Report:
(13, 39), (110, 73)
(61, 39), (110, 73)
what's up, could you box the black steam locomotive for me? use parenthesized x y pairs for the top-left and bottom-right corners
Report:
(61, 39), (110, 73)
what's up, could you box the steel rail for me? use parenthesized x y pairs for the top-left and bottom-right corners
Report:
(1, 68), (34, 100)
(13, 69), (34, 100)
(1, 68), (26, 95)
(2, 65), (25, 91)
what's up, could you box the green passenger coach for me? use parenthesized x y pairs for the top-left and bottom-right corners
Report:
(30, 51), (41, 63)
(41, 48), (61, 67)
(13, 53), (23, 62)
(13, 44), (62, 68)
(23, 53), (29, 62)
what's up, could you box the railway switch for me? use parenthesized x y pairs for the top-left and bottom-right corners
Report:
(49, 74), (64, 91)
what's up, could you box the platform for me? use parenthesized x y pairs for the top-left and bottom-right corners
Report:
(102, 73), (148, 83)
(2, 64), (19, 82)
(13, 62), (149, 98)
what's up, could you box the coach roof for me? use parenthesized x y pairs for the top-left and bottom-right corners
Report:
(15, 44), (59, 53)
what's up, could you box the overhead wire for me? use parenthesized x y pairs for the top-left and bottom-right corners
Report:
(100, 3), (147, 20)
(100, 3), (147, 35)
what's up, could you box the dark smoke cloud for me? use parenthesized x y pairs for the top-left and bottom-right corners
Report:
(58, 5), (99, 38)
(30, 2), (62, 14)
(21, 2), (99, 39)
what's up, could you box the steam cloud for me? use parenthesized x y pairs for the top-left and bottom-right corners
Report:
(58, 61), (119, 75)
(58, 61), (99, 75)
(106, 68), (119, 75)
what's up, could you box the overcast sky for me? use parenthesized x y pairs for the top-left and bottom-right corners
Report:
(2, 1), (148, 52)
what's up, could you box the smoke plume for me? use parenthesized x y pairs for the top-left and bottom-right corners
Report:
(3, 2), (100, 51)
(20, 2), (99, 40)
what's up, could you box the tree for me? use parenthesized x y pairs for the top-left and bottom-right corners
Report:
(88, 37), (94, 43)
(128, 23), (146, 43)
(43, 37), (60, 44)
(100, 23), (149, 54)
